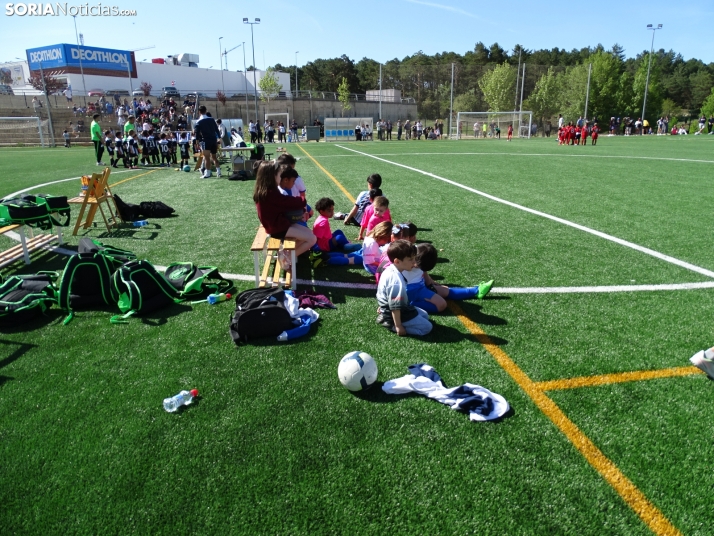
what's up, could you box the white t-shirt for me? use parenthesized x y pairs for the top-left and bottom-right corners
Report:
(289, 175), (306, 197)
(362, 237), (382, 268)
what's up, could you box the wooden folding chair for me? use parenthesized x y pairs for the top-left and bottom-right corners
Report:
(68, 167), (123, 235)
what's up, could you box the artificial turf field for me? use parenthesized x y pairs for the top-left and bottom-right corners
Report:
(1, 134), (714, 535)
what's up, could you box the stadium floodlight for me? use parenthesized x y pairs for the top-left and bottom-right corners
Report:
(642, 24), (663, 124)
(243, 17), (261, 123)
(219, 36), (224, 95)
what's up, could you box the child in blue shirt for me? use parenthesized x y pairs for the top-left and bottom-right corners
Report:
(344, 173), (381, 226)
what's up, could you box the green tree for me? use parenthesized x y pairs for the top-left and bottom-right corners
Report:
(258, 68), (283, 102)
(337, 76), (351, 117)
(586, 51), (623, 120)
(524, 66), (560, 124)
(557, 63), (589, 121)
(701, 88), (714, 118)
(660, 98), (679, 123)
(690, 70), (713, 111)
(478, 62), (517, 112)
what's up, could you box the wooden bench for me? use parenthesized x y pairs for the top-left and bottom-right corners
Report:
(0, 223), (58, 269)
(250, 226), (297, 290)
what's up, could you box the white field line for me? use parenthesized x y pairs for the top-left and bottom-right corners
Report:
(335, 144), (714, 280)
(10, 242), (714, 294)
(315, 151), (714, 164)
(2, 169), (134, 200)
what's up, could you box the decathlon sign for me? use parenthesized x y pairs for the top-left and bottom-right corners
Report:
(26, 43), (132, 71)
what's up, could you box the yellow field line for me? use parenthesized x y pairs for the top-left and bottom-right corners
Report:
(109, 169), (159, 188)
(448, 301), (681, 536)
(296, 144), (355, 203)
(536, 366), (703, 391)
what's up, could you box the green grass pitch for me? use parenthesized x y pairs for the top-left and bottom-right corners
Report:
(1, 134), (713, 534)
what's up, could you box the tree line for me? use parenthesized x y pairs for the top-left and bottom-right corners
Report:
(270, 42), (714, 124)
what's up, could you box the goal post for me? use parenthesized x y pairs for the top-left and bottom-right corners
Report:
(452, 111), (533, 140)
(0, 117), (50, 147)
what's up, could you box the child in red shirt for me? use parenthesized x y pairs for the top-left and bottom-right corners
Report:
(591, 123), (599, 145)
(507, 124), (513, 141)
(253, 160), (316, 257)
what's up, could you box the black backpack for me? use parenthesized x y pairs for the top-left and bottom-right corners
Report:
(57, 252), (116, 324)
(78, 238), (137, 270)
(20, 194), (71, 227)
(112, 194), (141, 222)
(110, 260), (181, 323)
(139, 201), (175, 218)
(229, 287), (295, 344)
(164, 262), (232, 299)
(0, 196), (52, 229)
(0, 272), (59, 325)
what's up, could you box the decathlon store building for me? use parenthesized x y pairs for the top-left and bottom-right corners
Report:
(8, 43), (289, 97)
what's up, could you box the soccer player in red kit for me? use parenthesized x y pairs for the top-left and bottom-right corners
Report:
(591, 123), (599, 145)
(507, 124), (513, 141)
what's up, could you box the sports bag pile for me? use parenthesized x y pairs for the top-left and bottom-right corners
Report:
(0, 272), (59, 325)
(229, 287), (295, 344)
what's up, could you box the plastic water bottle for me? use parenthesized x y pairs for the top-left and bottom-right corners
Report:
(207, 292), (231, 305)
(132, 220), (148, 227)
(163, 389), (199, 412)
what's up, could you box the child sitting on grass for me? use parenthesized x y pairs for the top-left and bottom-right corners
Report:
(376, 240), (432, 337)
(358, 194), (391, 240)
(375, 222), (418, 283)
(405, 243), (493, 313)
(311, 197), (362, 267)
(362, 221), (393, 275)
(344, 173), (382, 227)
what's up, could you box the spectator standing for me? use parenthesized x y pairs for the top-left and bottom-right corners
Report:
(62, 86), (73, 107)
(90, 113), (105, 166)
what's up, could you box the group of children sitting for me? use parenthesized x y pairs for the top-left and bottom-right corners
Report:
(253, 156), (494, 338)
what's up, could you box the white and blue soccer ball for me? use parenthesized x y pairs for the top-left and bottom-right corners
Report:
(338, 351), (378, 391)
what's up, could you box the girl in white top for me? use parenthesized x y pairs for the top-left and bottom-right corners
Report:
(363, 221), (393, 275)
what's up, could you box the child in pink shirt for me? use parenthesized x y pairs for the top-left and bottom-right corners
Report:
(312, 197), (362, 267)
(358, 194), (391, 240)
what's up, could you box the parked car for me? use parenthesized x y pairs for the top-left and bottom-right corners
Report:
(0, 84), (14, 95)
(160, 86), (180, 99)
(132, 88), (148, 97)
(185, 92), (208, 100)
(87, 88), (105, 97)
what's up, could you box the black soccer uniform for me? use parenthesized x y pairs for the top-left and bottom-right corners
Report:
(104, 136), (115, 166)
(158, 140), (170, 164)
(178, 140), (190, 164)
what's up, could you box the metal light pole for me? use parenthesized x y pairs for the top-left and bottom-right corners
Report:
(242, 42), (249, 122)
(71, 15), (87, 99)
(243, 18), (261, 123)
(295, 51), (299, 98)
(219, 37), (224, 95)
(642, 23), (663, 124)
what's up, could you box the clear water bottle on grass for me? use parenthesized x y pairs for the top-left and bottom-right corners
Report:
(163, 389), (199, 412)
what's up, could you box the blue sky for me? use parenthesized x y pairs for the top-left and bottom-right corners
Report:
(3, 0), (713, 68)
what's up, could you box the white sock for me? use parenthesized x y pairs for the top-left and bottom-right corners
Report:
(704, 348), (714, 360)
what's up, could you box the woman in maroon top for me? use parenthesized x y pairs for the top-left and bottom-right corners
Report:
(253, 161), (317, 256)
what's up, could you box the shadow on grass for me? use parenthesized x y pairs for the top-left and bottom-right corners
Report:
(0, 309), (65, 333)
(452, 300), (508, 328)
(138, 303), (194, 326)
(0, 338), (38, 387)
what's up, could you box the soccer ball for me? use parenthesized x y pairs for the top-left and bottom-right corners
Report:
(338, 351), (378, 391)
(183, 165), (191, 172)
